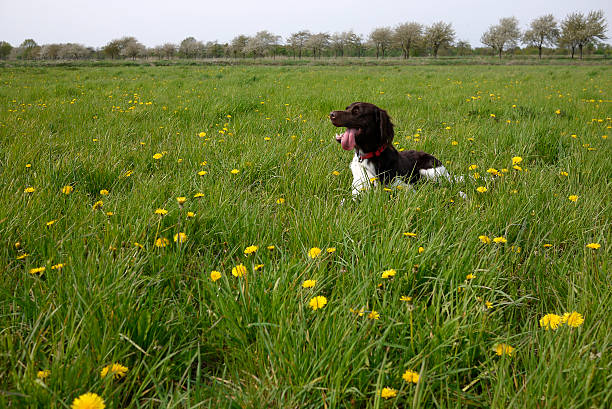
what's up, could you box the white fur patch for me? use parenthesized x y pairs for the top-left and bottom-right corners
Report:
(350, 154), (377, 197)
(419, 166), (451, 182)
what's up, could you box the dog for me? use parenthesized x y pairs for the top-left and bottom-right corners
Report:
(330, 102), (463, 198)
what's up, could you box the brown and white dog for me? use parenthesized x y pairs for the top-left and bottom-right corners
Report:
(330, 102), (463, 197)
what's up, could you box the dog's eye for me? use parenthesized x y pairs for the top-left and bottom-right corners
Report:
(351, 106), (359, 114)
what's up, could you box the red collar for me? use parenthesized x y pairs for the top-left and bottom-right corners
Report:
(359, 144), (387, 160)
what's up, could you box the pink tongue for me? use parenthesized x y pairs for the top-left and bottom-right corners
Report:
(341, 128), (357, 150)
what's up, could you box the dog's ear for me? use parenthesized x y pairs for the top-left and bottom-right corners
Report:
(377, 108), (394, 145)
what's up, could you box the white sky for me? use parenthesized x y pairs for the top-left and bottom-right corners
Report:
(1, 0), (610, 48)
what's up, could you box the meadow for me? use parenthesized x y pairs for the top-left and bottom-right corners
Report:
(0, 63), (610, 408)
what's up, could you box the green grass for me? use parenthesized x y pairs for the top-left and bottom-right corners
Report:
(0, 64), (610, 408)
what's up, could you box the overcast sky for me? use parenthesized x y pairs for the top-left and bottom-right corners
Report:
(1, 0), (610, 48)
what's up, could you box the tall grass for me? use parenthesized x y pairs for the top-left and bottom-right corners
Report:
(0, 65), (610, 408)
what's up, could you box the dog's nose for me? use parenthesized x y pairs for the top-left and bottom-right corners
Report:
(330, 112), (336, 120)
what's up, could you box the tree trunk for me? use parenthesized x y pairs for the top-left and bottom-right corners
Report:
(579, 44), (583, 59)
(499, 48), (502, 59)
(571, 46), (575, 59)
(538, 46), (542, 59)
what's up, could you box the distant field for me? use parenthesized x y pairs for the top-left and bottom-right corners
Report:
(0, 65), (610, 408)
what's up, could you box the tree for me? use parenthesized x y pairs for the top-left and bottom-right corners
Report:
(244, 31), (281, 58)
(346, 32), (364, 57)
(306, 33), (330, 58)
(369, 27), (393, 58)
(0, 41), (13, 59)
(455, 40), (472, 56)
(179, 37), (204, 58)
(523, 15), (559, 59)
(481, 17), (521, 59)
(20, 38), (40, 59)
(425, 22), (455, 58)
(561, 10), (607, 59)
(287, 30), (310, 59)
(394, 22), (422, 59)
(103, 39), (121, 59)
(330, 32), (348, 57)
(230, 35), (249, 58)
(119, 37), (146, 60)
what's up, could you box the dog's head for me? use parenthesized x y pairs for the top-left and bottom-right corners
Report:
(330, 102), (394, 153)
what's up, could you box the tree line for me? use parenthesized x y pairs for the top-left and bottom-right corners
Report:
(1, 10), (607, 61)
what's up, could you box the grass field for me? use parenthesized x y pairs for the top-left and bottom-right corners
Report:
(0, 64), (610, 408)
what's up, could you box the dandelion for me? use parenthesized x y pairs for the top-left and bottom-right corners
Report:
(466, 273), (476, 280)
(400, 296), (412, 302)
(210, 271), (222, 282)
(29, 266), (45, 275)
(37, 370), (50, 380)
(555, 109), (561, 114)
(486, 168), (499, 175)
(418, 246), (424, 254)
(308, 247), (322, 259)
(51, 263), (65, 270)
(16, 253), (28, 260)
(302, 279), (316, 288)
(134, 242), (144, 249)
(198, 132), (207, 137)
(485, 301), (493, 309)
(540, 313), (562, 330)
(46, 220), (57, 227)
(403, 232), (417, 237)
(186, 211), (195, 218)
(562, 311), (584, 328)
(232, 264), (247, 277)
(331, 170), (340, 176)
(381, 269), (397, 279)
(468, 164), (478, 171)
(174, 232), (187, 243)
(100, 189), (109, 196)
(244, 245), (258, 255)
(380, 387), (397, 399)
(24, 187), (35, 193)
(100, 363), (128, 379)
(326, 247), (336, 253)
(154, 237), (169, 248)
(276, 198), (285, 204)
(198, 170), (207, 176)
(476, 186), (488, 193)
(62, 185), (74, 194)
(586, 243), (600, 249)
(309, 296), (327, 310)
(368, 310), (380, 320)
(254, 264), (264, 271)
(193, 192), (204, 198)
(93, 201), (103, 210)
(511, 156), (523, 165)
(230, 169), (240, 174)
(493, 237), (507, 244)
(71, 392), (105, 409)
(267, 245), (275, 250)
(560, 171), (568, 176)
(153, 153), (163, 160)
(494, 343), (515, 356)
(568, 195), (578, 202)
(402, 370), (420, 384)
(154, 208), (168, 216)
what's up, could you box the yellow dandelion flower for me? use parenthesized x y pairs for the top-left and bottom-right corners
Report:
(511, 156), (523, 165)
(486, 168), (499, 175)
(493, 237), (507, 244)
(485, 301), (493, 309)
(92, 200), (103, 210)
(100, 189), (109, 196)
(187, 211), (195, 218)
(62, 185), (74, 194)
(154, 237), (169, 247)
(153, 153), (163, 160)
(555, 109), (561, 114)
(24, 187), (35, 193)
(244, 245), (258, 255)
(560, 171), (568, 176)
(381, 269), (397, 279)
(466, 273), (476, 280)
(46, 220), (57, 227)
(586, 243), (600, 249)
(210, 271), (222, 282)
(402, 369), (420, 384)
(400, 295), (412, 302)
(154, 208), (168, 216)
(253, 264), (264, 271)
(230, 169), (239, 174)
(51, 263), (65, 270)
(176, 197), (186, 206)
(309, 295), (327, 310)
(418, 246), (424, 254)
(380, 387), (397, 399)
(368, 310), (380, 320)
(476, 186), (488, 193)
(198, 132), (207, 137)
(276, 198), (285, 204)
(468, 164), (478, 171)
(562, 311), (584, 328)
(331, 170), (340, 176)
(198, 170), (207, 176)
(29, 266), (45, 275)
(71, 392), (105, 409)
(174, 232), (187, 243)
(16, 253), (29, 260)
(134, 242), (144, 249)
(37, 369), (50, 380)
(403, 232), (417, 237)
(302, 279), (316, 288)
(540, 313), (562, 330)
(267, 245), (275, 250)
(193, 192), (204, 198)
(568, 195), (578, 202)
(478, 235), (491, 244)
(100, 363), (128, 379)
(494, 343), (515, 356)
(308, 247), (322, 259)
(326, 247), (336, 253)
(232, 264), (247, 277)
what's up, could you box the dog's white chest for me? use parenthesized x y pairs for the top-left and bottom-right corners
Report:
(350, 154), (377, 197)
